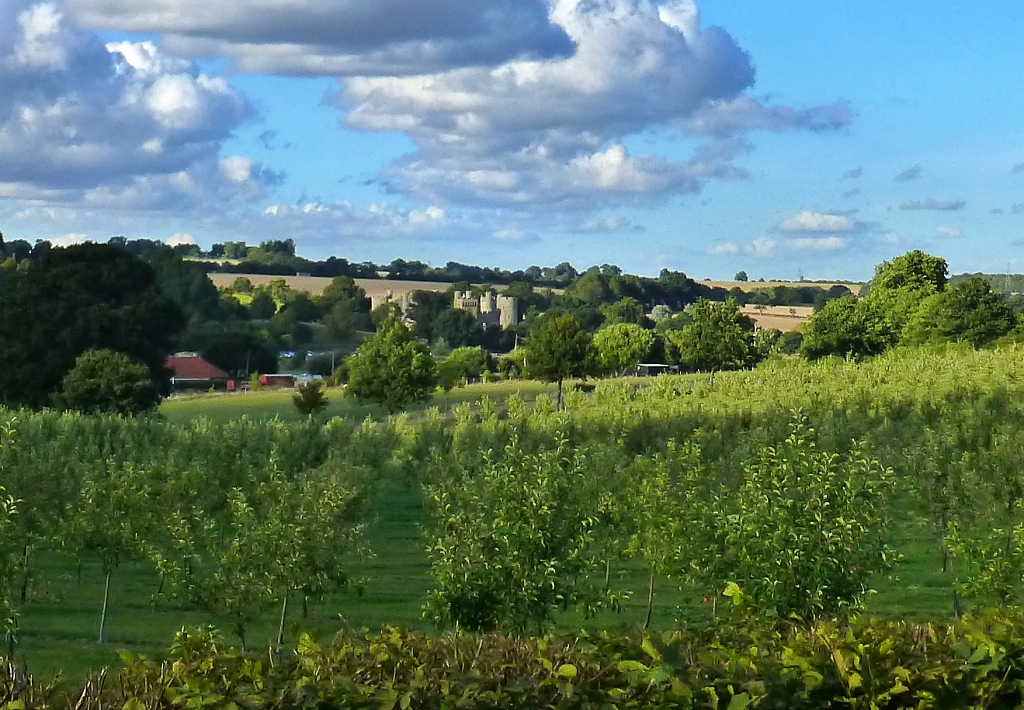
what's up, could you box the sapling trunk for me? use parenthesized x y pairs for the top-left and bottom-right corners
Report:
(277, 595), (289, 647)
(604, 559), (611, 592)
(644, 574), (655, 630)
(302, 594), (309, 620)
(557, 379), (564, 410)
(19, 545), (28, 603)
(98, 570), (111, 644)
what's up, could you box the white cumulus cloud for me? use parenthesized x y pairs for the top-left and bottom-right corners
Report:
(336, 0), (849, 211)
(707, 242), (739, 254)
(0, 0), (269, 212)
(777, 211), (858, 233)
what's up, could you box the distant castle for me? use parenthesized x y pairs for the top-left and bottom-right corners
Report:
(370, 290), (414, 314)
(453, 290), (520, 330)
(370, 288), (520, 331)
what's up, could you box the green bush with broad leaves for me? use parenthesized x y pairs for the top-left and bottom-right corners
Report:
(11, 612), (1024, 709)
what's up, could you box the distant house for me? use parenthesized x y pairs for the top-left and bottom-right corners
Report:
(166, 353), (232, 392)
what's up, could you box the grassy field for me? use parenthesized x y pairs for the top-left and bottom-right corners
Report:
(160, 380), (557, 425)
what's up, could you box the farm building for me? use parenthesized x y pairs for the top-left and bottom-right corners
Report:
(260, 374), (297, 388)
(165, 353), (232, 392)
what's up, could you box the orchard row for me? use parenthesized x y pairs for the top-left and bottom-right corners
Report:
(3, 345), (1024, 657)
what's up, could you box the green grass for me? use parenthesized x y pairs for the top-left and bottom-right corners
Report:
(160, 380), (557, 425)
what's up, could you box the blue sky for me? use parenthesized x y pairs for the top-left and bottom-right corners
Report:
(2, 0), (1022, 280)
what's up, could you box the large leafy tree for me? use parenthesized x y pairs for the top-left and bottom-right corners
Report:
(593, 322), (655, 375)
(56, 349), (161, 416)
(866, 250), (948, 338)
(905, 277), (1018, 348)
(663, 299), (755, 373)
(346, 315), (437, 413)
(599, 297), (647, 326)
(801, 295), (895, 360)
(524, 313), (595, 407)
(0, 244), (184, 408)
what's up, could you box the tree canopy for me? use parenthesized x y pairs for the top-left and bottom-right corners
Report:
(593, 323), (655, 375)
(346, 315), (437, 413)
(56, 349), (160, 416)
(524, 313), (595, 406)
(663, 299), (756, 373)
(0, 243), (184, 409)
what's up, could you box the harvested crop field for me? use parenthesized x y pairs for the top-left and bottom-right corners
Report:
(703, 279), (864, 295)
(207, 274), (466, 298)
(739, 304), (813, 332)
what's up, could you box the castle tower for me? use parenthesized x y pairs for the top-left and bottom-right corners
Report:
(497, 295), (520, 329)
(480, 290), (497, 314)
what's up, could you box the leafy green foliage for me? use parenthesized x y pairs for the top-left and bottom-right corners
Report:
(662, 299), (755, 372)
(524, 313), (595, 405)
(599, 296), (647, 326)
(424, 439), (615, 633)
(593, 322), (655, 375)
(913, 277), (1018, 347)
(0, 243), (184, 409)
(56, 349), (161, 416)
(291, 379), (328, 416)
(346, 315), (437, 413)
(871, 249), (948, 294)
(17, 612), (1024, 709)
(801, 295), (895, 360)
(692, 418), (895, 618)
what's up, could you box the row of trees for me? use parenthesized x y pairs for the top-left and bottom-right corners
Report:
(802, 251), (1020, 359)
(341, 298), (772, 412)
(0, 414), (372, 649)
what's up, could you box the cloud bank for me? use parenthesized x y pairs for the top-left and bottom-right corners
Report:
(336, 0), (851, 210)
(67, 0), (575, 76)
(0, 0), (274, 211)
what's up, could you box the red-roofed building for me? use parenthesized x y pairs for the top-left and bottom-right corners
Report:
(165, 353), (232, 391)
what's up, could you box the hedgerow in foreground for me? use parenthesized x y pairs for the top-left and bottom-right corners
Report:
(8, 611), (1024, 709)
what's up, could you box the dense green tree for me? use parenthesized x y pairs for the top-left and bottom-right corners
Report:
(593, 323), (655, 375)
(249, 291), (278, 319)
(663, 299), (755, 373)
(56, 350), (161, 416)
(144, 247), (223, 320)
(866, 251), (948, 337)
(431, 308), (482, 347)
(735, 270), (749, 282)
(410, 291), (454, 341)
(0, 244), (184, 409)
(599, 297), (647, 326)
(318, 276), (371, 338)
(524, 313), (596, 407)
(563, 271), (616, 305)
(346, 315), (437, 412)
(905, 278), (1018, 348)
(801, 296), (895, 360)
(871, 250), (948, 294)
